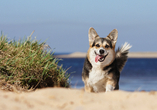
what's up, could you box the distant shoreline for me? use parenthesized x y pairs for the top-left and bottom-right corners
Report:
(55, 52), (157, 58)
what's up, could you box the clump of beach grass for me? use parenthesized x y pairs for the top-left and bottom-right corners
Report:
(0, 32), (70, 92)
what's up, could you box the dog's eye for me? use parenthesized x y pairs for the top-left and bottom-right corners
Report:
(96, 44), (100, 47)
(105, 45), (109, 48)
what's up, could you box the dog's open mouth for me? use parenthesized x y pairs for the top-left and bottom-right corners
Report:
(95, 52), (108, 63)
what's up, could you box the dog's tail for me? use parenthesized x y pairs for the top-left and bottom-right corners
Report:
(116, 42), (132, 72)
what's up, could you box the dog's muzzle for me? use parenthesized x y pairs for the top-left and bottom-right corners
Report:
(95, 50), (108, 63)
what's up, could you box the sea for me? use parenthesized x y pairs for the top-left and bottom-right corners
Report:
(57, 56), (157, 92)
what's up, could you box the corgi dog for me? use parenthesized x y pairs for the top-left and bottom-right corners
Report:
(82, 27), (131, 92)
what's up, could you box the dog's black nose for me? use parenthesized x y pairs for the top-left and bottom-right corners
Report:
(99, 49), (104, 54)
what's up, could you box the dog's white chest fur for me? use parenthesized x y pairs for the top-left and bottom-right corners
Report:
(87, 67), (107, 92)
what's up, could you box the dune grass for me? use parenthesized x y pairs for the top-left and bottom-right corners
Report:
(0, 32), (70, 92)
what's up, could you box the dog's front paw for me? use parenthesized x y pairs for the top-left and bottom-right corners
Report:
(106, 84), (115, 92)
(84, 85), (93, 93)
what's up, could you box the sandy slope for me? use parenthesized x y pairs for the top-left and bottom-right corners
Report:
(0, 88), (157, 110)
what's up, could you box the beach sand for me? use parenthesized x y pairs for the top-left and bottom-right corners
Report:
(56, 52), (157, 58)
(0, 88), (157, 110)
(1, 52), (157, 110)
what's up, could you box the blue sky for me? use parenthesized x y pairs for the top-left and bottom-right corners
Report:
(0, 0), (157, 53)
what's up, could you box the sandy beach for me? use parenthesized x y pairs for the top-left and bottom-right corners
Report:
(1, 52), (157, 110)
(0, 88), (157, 110)
(56, 52), (157, 58)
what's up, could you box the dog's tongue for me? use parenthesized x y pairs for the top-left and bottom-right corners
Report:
(95, 55), (103, 63)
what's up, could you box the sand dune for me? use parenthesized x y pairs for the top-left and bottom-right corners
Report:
(0, 88), (157, 110)
(1, 52), (156, 110)
(56, 52), (157, 58)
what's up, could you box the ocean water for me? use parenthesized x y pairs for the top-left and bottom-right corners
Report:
(58, 58), (157, 92)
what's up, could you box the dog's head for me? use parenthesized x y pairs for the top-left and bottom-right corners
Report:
(87, 27), (118, 67)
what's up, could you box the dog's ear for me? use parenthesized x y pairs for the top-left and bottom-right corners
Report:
(106, 29), (118, 47)
(88, 27), (99, 46)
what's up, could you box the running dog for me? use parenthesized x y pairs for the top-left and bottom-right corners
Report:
(82, 27), (131, 92)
